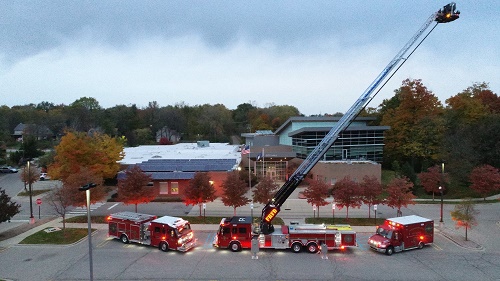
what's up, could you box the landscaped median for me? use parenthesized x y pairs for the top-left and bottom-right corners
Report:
(19, 227), (95, 245)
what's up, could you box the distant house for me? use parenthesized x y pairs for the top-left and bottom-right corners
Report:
(13, 123), (54, 141)
(118, 142), (241, 198)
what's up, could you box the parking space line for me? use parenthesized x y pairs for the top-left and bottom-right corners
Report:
(431, 243), (442, 251)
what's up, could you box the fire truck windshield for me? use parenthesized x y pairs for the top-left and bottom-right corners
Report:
(176, 223), (191, 236)
(376, 227), (393, 239)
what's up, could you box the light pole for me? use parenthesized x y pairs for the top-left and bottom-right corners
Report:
(27, 161), (35, 224)
(332, 199), (335, 225)
(79, 183), (97, 281)
(439, 186), (443, 223)
(250, 203), (254, 220)
(374, 204), (378, 226)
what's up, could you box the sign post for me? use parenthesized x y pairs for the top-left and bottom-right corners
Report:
(36, 198), (42, 219)
(374, 204), (378, 225)
(332, 200), (336, 225)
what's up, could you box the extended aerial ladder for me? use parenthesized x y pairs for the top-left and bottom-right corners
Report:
(260, 3), (460, 234)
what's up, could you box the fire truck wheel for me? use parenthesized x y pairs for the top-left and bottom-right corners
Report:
(160, 242), (169, 252)
(418, 242), (424, 249)
(307, 243), (318, 253)
(120, 234), (129, 244)
(229, 242), (241, 252)
(385, 246), (394, 256)
(291, 242), (302, 253)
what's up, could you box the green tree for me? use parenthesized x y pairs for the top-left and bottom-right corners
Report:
(0, 188), (20, 223)
(117, 166), (155, 212)
(380, 79), (444, 171)
(183, 172), (217, 216)
(450, 198), (479, 241)
(221, 171), (250, 216)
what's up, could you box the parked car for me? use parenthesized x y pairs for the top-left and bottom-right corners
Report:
(40, 173), (50, 180)
(0, 166), (18, 173)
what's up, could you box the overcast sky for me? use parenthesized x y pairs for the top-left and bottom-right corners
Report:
(1, 1), (498, 116)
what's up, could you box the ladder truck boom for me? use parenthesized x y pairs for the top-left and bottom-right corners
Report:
(260, 3), (459, 234)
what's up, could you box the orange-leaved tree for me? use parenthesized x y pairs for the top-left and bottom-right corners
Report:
(117, 165), (155, 212)
(62, 167), (106, 207)
(49, 131), (124, 181)
(183, 172), (217, 216)
(252, 176), (279, 205)
(302, 178), (330, 218)
(469, 164), (500, 200)
(418, 165), (449, 200)
(221, 171), (250, 216)
(332, 176), (362, 220)
(359, 175), (383, 218)
(385, 176), (416, 216)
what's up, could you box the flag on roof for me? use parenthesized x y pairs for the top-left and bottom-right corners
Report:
(241, 145), (250, 155)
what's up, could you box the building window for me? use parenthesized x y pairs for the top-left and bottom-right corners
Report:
(171, 182), (179, 194)
(160, 182), (168, 194)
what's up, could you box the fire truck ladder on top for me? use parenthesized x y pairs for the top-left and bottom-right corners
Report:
(259, 3), (460, 235)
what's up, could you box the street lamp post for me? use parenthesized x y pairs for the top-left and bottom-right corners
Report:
(332, 199), (335, 225)
(79, 183), (97, 281)
(439, 186), (444, 223)
(27, 161), (35, 224)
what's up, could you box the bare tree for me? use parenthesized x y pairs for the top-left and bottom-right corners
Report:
(47, 184), (72, 230)
(450, 198), (479, 241)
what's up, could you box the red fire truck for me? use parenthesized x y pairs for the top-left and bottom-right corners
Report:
(368, 215), (434, 255)
(213, 216), (357, 253)
(107, 211), (196, 252)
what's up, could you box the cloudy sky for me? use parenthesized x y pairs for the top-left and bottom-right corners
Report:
(1, 1), (498, 116)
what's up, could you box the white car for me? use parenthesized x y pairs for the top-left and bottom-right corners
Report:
(0, 166), (18, 173)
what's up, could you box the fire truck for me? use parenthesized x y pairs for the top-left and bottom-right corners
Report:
(368, 215), (434, 255)
(258, 2), (460, 235)
(107, 211), (196, 252)
(213, 216), (357, 253)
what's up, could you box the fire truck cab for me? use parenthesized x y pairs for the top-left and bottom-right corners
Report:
(368, 215), (434, 255)
(107, 211), (196, 252)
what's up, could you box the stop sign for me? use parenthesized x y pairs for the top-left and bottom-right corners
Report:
(36, 198), (42, 205)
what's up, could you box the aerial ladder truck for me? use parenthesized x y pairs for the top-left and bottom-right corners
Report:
(259, 3), (460, 235)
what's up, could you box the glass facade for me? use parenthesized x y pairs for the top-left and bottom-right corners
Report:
(254, 160), (288, 181)
(292, 129), (385, 163)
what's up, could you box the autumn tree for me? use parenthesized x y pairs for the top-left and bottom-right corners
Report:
(183, 172), (217, 216)
(47, 184), (72, 230)
(450, 198), (479, 241)
(418, 165), (449, 200)
(380, 79), (444, 171)
(359, 175), (383, 218)
(49, 131), (124, 181)
(20, 162), (40, 191)
(117, 165), (155, 212)
(252, 176), (279, 204)
(302, 178), (330, 218)
(61, 167), (106, 207)
(469, 164), (500, 200)
(331, 177), (362, 220)
(385, 177), (416, 216)
(0, 188), (20, 223)
(221, 171), (250, 216)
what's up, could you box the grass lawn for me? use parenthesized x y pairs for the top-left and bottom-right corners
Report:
(17, 189), (51, 197)
(19, 228), (94, 245)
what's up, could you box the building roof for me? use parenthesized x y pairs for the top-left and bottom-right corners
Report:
(120, 143), (241, 165)
(274, 116), (377, 135)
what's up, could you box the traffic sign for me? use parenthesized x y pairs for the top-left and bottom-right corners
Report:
(36, 198), (42, 205)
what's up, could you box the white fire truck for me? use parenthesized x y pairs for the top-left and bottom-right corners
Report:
(213, 216), (357, 253)
(107, 212), (196, 252)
